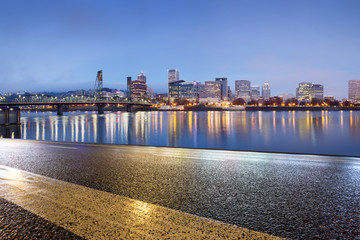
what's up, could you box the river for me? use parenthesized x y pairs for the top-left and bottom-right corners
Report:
(1, 110), (359, 156)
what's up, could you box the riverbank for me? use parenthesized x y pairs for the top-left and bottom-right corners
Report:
(245, 106), (360, 111)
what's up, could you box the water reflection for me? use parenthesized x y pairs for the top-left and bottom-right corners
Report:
(2, 111), (357, 156)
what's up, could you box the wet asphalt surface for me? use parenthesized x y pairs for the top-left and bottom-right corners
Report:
(0, 139), (359, 240)
(0, 197), (84, 239)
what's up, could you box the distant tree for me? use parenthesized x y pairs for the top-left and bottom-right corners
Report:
(263, 100), (271, 106)
(285, 98), (298, 106)
(342, 100), (351, 107)
(249, 99), (258, 106)
(299, 101), (306, 106)
(269, 97), (283, 106)
(311, 98), (322, 106)
(232, 98), (246, 105)
(324, 98), (340, 107)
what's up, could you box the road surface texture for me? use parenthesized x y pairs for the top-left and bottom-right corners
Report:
(0, 139), (359, 239)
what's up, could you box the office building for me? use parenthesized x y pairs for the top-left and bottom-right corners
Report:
(168, 69), (179, 84)
(349, 80), (360, 101)
(235, 80), (251, 102)
(137, 72), (146, 83)
(296, 82), (324, 102)
(215, 78), (228, 101)
(311, 84), (324, 100)
(262, 83), (271, 100)
(199, 81), (221, 103)
(296, 82), (313, 102)
(250, 86), (260, 100)
(168, 80), (185, 100)
(180, 82), (200, 102)
(128, 73), (147, 100)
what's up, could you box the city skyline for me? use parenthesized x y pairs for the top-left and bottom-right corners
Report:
(1, 0), (360, 99)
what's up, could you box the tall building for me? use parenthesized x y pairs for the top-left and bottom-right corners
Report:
(168, 69), (179, 83)
(128, 73), (147, 100)
(180, 82), (200, 102)
(349, 80), (360, 101)
(199, 81), (221, 103)
(311, 84), (324, 100)
(168, 80), (184, 100)
(296, 82), (313, 102)
(168, 69), (180, 102)
(262, 83), (271, 100)
(235, 80), (251, 102)
(215, 78), (228, 101)
(137, 72), (146, 83)
(127, 76), (132, 100)
(296, 82), (324, 102)
(130, 80), (147, 100)
(250, 86), (260, 100)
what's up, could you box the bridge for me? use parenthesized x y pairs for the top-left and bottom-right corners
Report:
(0, 70), (153, 125)
(0, 99), (152, 125)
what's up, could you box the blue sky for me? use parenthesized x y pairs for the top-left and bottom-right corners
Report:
(1, 0), (359, 99)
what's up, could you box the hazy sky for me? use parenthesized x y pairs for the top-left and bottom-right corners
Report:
(1, 0), (359, 99)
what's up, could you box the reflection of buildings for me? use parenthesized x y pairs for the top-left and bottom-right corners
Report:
(349, 111), (360, 138)
(349, 80), (360, 102)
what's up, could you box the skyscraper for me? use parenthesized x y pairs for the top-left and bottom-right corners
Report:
(311, 84), (324, 100)
(262, 83), (271, 100)
(199, 81), (221, 103)
(215, 78), (228, 101)
(296, 82), (324, 101)
(250, 86), (260, 100)
(137, 72), (146, 83)
(168, 69), (179, 83)
(296, 82), (313, 102)
(235, 80), (251, 102)
(349, 80), (360, 101)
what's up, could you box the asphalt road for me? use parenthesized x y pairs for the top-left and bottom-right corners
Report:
(0, 139), (359, 239)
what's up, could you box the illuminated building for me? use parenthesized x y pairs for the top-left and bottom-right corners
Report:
(250, 85), (260, 100)
(349, 80), (360, 101)
(137, 72), (146, 83)
(128, 73), (147, 100)
(168, 80), (185, 100)
(296, 82), (313, 102)
(168, 69), (180, 102)
(311, 84), (324, 100)
(168, 69), (179, 83)
(199, 81), (221, 103)
(296, 82), (324, 101)
(180, 82), (200, 102)
(215, 78), (228, 101)
(262, 83), (271, 100)
(235, 80), (251, 102)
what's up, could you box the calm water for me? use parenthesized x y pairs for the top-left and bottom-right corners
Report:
(1, 110), (360, 156)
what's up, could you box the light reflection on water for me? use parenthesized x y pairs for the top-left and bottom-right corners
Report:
(1, 110), (360, 156)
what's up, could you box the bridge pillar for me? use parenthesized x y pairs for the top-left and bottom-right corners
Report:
(97, 103), (106, 114)
(126, 104), (132, 112)
(0, 107), (20, 125)
(57, 104), (64, 116)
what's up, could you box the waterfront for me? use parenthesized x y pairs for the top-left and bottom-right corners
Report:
(1, 110), (360, 156)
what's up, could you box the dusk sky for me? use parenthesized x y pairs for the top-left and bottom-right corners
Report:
(1, 0), (359, 99)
